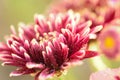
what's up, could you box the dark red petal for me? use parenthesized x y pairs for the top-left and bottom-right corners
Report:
(42, 51), (50, 66)
(70, 50), (85, 60)
(24, 52), (31, 61)
(0, 52), (12, 61)
(60, 42), (68, 61)
(78, 21), (91, 34)
(115, 76), (120, 80)
(2, 61), (25, 67)
(46, 46), (58, 68)
(61, 29), (73, 44)
(104, 8), (115, 23)
(10, 68), (35, 77)
(35, 68), (55, 80)
(82, 51), (98, 59)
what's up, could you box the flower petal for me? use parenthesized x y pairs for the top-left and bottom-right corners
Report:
(10, 68), (35, 77)
(35, 68), (55, 80)
(83, 51), (98, 59)
(26, 62), (45, 69)
(70, 50), (85, 60)
(90, 68), (120, 80)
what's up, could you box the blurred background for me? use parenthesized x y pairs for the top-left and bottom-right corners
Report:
(0, 0), (92, 80)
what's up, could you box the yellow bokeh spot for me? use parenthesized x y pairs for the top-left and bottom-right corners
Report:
(104, 36), (115, 49)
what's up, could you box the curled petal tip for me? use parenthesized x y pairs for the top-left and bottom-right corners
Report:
(10, 25), (16, 35)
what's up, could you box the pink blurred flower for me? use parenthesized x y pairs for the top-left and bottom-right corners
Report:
(0, 10), (101, 80)
(49, 0), (120, 27)
(98, 19), (120, 59)
(90, 68), (120, 80)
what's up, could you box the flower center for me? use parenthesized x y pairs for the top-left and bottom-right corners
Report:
(104, 36), (115, 49)
(39, 31), (59, 43)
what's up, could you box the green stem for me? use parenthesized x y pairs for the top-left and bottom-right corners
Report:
(88, 40), (109, 71)
(90, 56), (108, 71)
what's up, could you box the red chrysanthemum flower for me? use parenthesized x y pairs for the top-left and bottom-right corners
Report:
(0, 10), (102, 80)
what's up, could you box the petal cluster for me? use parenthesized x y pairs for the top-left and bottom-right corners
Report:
(90, 68), (120, 80)
(49, 0), (120, 27)
(0, 10), (101, 80)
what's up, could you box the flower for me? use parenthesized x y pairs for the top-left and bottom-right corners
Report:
(49, 0), (119, 27)
(90, 67), (120, 80)
(98, 19), (120, 59)
(0, 10), (102, 80)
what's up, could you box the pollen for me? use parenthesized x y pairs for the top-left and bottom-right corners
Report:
(104, 36), (115, 49)
(39, 31), (58, 43)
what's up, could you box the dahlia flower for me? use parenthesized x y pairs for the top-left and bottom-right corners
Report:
(90, 68), (120, 80)
(49, 0), (120, 27)
(0, 10), (102, 80)
(98, 19), (120, 59)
